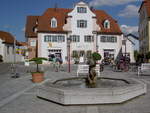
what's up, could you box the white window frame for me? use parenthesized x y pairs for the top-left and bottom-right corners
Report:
(77, 7), (87, 13)
(104, 20), (110, 29)
(30, 40), (36, 46)
(77, 20), (87, 28)
(51, 17), (57, 28)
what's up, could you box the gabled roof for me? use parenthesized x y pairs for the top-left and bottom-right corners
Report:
(0, 31), (20, 45)
(139, 0), (150, 17)
(127, 33), (139, 40)
(0, 31), (15, 44)
(25, 16), (39, 38)
(92, 10), (122, 34)
(25, 7), (122, 37)
(37, 8), (72, 33)
(18, 42), (28, 46)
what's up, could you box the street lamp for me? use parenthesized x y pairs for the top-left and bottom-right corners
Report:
(11, 35), (19, 78)
(122, 35), (127, 71)
(67, 37), (71, 73)
(93, 31), (98, 52)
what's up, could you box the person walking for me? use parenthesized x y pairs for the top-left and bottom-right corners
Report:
(55, 57), (60, 72)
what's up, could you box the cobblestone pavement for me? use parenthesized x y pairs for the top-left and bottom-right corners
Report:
(0, 63), (150, 113)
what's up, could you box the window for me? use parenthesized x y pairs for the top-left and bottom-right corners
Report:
(51, 17), (57, 28)
(70, 35), (80, 42)
(33, 27), (37, 33)
(12, 47), (14, 54)
(104, 20), (110, 29)
(30, 40), (36, 46)
(84, 35), (94, 42)
(101, 36), (117, 43)
(77, 20), (87, 28)
(77, 7), (87, 13)
(44, 35), (65, 42)
(7, 46), (9, 54)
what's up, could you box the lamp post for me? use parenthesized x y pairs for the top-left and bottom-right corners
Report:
(11, 35), (19, 78)
(67, 37), (71, 73)
(93, 31), (98, 52)
(123, 35), (127, 71)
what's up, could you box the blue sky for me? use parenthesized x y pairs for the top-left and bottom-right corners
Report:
(0, 0), (142, 41)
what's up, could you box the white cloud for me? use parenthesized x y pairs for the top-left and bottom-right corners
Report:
(118, 5), (139, 18)
(121, 25), (138, 35)
(89, 0), (139, 7)
(3, 25), (12, 29)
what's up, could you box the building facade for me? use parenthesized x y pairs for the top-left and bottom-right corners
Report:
(25, 1), (123, 63)
(139, 0), (150, 54)
(0, 31), (24, 62)
(122, 34), (139, 63)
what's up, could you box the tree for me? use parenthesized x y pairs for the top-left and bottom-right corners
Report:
(146, 52), (150, 59)
(146, 52), (150, 62)
(134, 50), (139, 63)
(29, 57), (47, 72)
(0, 55), (3, 62)
(92, 52), (101, 61)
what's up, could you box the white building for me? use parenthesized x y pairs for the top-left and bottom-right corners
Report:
(0, 31), (24, 62)
(25, 1), (123, 63)
(139, 0), (150, 54)
(127, 34), (139, 52)
(121, 34), (139, 63)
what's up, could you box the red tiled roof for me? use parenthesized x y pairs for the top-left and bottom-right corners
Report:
(0, 31), (15, 44)
(37, 8), (72, 33)
(25, 8), (122, 37)
(139, 0), (150, 17)
(25, 16), (39, 38)
(18, 42), (28, 46)
(92, 10), (122, 34)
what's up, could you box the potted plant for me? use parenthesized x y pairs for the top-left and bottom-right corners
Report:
(92, 52), (101, 61)
(0, 55), (3, 62)
(146, 52), (150, 62)
(29, 57), (47, 83)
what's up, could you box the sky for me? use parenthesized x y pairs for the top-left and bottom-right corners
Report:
(0, 0), (142, 41)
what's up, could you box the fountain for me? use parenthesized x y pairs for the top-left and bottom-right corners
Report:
(37, 53), (147, 105)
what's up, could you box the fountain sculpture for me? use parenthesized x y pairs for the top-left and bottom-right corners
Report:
(37, 52), (147, 105)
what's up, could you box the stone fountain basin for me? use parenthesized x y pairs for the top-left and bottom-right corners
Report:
(37, 78), (147, 105)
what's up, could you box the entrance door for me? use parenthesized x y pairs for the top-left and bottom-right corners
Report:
(55, 53), (61, 58)
(48, 49), (62, 61)
(103, 49), (115, 64)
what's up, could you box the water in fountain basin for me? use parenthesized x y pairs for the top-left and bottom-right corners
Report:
(53, 78), (132, 88)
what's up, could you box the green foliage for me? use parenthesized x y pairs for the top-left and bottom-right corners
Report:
(29, 57), (47, 64)
(134, 50), (139, 62)
(146, 52), (150, 59)
(92, 52), (101, 61)
(29, 57), (47, 72)
(0, 55), (3, 62)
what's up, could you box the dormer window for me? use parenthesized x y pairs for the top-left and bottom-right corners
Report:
(104, 20), (110, 29)
(77, 7), (87, 13)
(36, 20), (38, 25)
(33, 27), (38, 33)
(51, 17), (57, 28)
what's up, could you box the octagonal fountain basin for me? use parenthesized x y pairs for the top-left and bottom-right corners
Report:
(37, 77), (147, 105)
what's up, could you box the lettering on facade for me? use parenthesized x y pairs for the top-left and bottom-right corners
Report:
(48, 42), (52, 47)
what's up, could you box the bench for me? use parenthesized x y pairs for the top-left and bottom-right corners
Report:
(138, 63), (150, 76)
(77, 64), (100, 77)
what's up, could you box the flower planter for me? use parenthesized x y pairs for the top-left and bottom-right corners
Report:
(32, 72), (44, 83)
